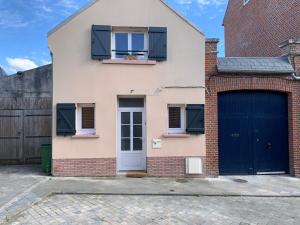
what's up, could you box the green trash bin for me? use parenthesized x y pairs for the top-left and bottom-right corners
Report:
(41, 144), (52, 175)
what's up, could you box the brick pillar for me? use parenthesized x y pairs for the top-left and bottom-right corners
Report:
(205, 39), (219, 176)
(205, 39), (219, 78)
(280, 38), (300, 177)
(280, 38), (300, 74)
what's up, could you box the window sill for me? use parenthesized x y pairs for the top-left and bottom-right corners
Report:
(102, 59), (157, 65)
(71, 134), (99, 139)
(162, 133), (191, 138)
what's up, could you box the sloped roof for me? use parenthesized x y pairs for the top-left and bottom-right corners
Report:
(0, 67), (7, 77)
(47, 0), (204, 36)
(217, 57), (295, 74)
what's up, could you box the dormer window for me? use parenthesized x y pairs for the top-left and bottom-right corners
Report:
(112, 31), (148, 60)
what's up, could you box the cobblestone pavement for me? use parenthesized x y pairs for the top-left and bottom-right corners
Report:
(8, 194), (300, 225)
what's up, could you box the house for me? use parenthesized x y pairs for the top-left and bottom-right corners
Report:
(223, 0), (300, 57)
(205, 37), (300, 177)
(48, 0), (206, 177)
(0, 65), (52, 164)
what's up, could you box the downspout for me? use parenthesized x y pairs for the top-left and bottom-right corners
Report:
(291, 72), (300, 80)
(289, 55), (300, 80)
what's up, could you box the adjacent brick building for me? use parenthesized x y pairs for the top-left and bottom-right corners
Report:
(224, 0), (300, 57)
(205, 38), (300, 177)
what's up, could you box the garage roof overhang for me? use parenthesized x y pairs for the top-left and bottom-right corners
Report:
(217, 57), (295, 74)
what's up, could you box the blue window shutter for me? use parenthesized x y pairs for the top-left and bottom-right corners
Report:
(148, 27), (167, 61)
(91, 25), (112, 60)
(186, 104), (205, 134)
(57, 104), (76, 136)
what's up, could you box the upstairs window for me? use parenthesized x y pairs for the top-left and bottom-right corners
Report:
(92, 25), (167, 61)
(112, 31), (148, 60)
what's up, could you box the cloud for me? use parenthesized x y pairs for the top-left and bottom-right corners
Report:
(175, 0), (225, 7)
(56, 0), (80, 9)
(197, 0), (225, 6)
(6, 58), (38, 72)
(0, 10), (29, 28)
(41, 59), (51, 65)
(177, 0), (192, 4)
(0, 65), (7, 76)
(0, 0), (82, 27)
(40, 5), (53, 13)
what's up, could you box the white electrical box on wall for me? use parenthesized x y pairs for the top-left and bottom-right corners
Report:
(186, 157), (202, 174)
(152, 139), (162, 149)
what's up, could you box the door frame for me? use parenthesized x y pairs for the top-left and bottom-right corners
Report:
(116, 106), (146, 171)
(217, 90), (289, 175)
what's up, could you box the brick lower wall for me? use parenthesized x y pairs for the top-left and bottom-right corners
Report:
(147, 156), (206, 177)
(52, 158), (116, 177)
(53, 157), (205, 177)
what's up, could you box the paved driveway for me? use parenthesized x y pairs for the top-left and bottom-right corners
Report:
(1, 165), (300, 225)
(9, 194), (300, 225)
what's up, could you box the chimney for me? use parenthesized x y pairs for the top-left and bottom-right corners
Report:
(280, 38), (300, 74)
(205, 38), (219, 79)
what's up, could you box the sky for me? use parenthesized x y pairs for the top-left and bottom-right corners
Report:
(0, 0), (228, 75)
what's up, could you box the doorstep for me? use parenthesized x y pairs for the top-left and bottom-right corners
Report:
(117, 171), (148, 178)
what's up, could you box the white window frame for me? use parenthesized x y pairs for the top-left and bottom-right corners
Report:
(243, 0), (250, 5)
(111, 31), (148, 60)
(76, 103), (96, 135)
(167, 104), (186, 134)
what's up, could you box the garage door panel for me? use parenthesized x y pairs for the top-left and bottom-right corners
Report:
(218, 92), (252, 115)
(219, 115), (253, 174)
(254, 117), (289, 173)
(218, 91), (289, 175)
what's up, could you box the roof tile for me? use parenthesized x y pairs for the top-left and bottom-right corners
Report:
(217, 57), (294, 74)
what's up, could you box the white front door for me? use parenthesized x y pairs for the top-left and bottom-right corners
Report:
(118, 108), (146, 171)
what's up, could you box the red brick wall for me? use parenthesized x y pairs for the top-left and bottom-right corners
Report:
(295, 57), (300, 74)
(147, 157), (206, 177)
(280, 39), (300, 74)
(52, 158), (116, 177)
(205, 40), (300, 177)
(53, 157), (206, 177)
(224, 0), (300, 57)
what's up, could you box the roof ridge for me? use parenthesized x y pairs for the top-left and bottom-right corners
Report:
(48, 0), (204, 37)
(48, 0), (99, 36)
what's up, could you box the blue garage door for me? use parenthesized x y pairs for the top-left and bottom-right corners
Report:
(218, 91), (289, 175)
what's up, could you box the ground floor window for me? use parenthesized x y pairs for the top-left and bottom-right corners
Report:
(76, 103), (95, 135)
(168, 104), (185, 134)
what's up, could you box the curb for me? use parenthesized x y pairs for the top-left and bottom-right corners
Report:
(53, 192), (300, 198)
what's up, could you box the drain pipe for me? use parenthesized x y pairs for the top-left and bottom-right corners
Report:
(288, 55), (300, 80)
(291, 72), (300, 80)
